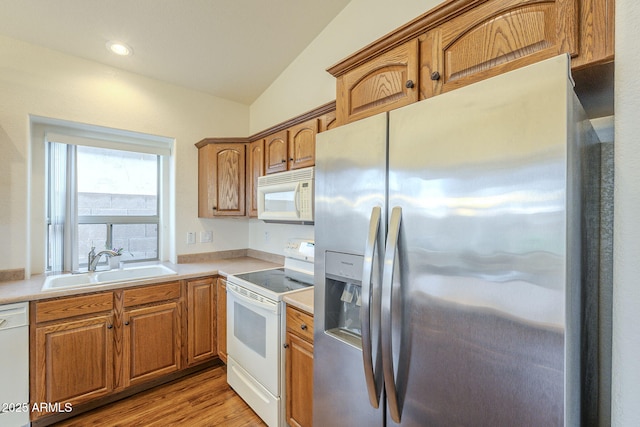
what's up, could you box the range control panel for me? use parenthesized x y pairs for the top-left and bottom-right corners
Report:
(284, 238), (315, 262)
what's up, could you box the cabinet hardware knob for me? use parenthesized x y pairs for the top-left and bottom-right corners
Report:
(124, 321), (130, 326)
(107, 324), (113, 329)
(300, 324), (307, 330)
(430, 71), (441, 81)
(283, 343), (289, 349)
(281, 159), (286, 163)
(405, 80), (415, 89)
(289, 158), (293, 161)
(212, 206), (217, 211)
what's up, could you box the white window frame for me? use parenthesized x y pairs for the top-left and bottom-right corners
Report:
(30, 116), (174, 275)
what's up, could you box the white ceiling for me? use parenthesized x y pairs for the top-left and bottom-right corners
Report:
(0, 0), (351, 104)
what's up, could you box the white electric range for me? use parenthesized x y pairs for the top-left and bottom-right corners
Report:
(226, 238), (314, 427)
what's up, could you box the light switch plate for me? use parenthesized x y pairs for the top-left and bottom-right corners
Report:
(186, 232), (196, 245)
(200, 231), (213, 243)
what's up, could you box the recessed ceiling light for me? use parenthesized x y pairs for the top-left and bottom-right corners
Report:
(106, 41), (133, 56)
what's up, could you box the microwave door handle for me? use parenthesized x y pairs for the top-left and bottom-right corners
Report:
(382, 206), (403, 423)
(294, 183), (301, 217)
(361, 206), (383, 408)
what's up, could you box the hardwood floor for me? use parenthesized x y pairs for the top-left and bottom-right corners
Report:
(52, 365), (267, 427)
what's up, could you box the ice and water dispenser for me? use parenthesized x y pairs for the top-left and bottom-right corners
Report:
(324, 251), (364, 348)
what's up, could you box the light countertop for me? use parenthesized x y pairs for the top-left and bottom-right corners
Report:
(0, 257), (281, 305)
(284, 287), (314, 315)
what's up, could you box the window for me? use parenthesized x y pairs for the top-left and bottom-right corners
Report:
(31, 117), (173, 275)
(47, 142), (162, 271)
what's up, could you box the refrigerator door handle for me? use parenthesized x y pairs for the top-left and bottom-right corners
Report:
(382, 206), (402, 423)
(361, 206), (383, 408)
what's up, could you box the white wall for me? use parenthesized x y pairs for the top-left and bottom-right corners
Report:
(612, 2), (640, 425)
(0, 35), (250, 274)
(249, 0), (441, 132)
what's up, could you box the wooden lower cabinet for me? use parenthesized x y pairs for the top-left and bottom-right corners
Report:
(186, 277), (217, 366)
(285, 306), (314, 427)
(216, 277), (227, 363)
(122, 301), (181, 387)
(31, 276), (219, 422)
(33, 314), (114, 415)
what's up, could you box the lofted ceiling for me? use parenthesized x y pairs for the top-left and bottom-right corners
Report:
(0, 0), (351, 104)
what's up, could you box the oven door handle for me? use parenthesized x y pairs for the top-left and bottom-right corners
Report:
(227, 282), (279, 314)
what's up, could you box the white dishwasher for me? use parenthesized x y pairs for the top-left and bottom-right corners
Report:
(0, 302), (30, 427)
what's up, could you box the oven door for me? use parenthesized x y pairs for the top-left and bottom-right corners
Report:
(226, 281), (281, 395)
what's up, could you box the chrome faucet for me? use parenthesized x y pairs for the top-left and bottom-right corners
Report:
(87, 247), (121, 272)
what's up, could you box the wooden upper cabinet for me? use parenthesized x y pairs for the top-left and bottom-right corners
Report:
(330, 0), (613, 119)
(265, 130), (289, 174)
(247, 139), (265, 217)
(288, 118), (317, 170)
(318, 110), (337, 132)
(423, 0), (580, 97)
(198, 142), (246, 217)
(336, 39), (419, 124)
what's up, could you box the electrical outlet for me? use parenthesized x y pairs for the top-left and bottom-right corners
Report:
(200, 231), (213, 243)
(186, 232), (196, 245)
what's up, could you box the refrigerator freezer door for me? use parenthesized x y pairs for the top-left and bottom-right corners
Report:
(314, 112), (387, 427)
(387, 55), (577, 426)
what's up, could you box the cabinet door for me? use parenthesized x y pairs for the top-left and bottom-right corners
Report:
(198, 143), (246, 217)
(286, 332), (314, 427)
(216, 278), (227, 363)
(426, 0), (579, 96)
(336, 38), (419, 125)
(265, 130), (289, 174)
(186, 277), (217, 366)
(318, 110), (337, 132)
(288, 118), (317, 170)
(122, 302), (181, 387)
(33, 314), (114, 418)
(247, 139), (265, 217)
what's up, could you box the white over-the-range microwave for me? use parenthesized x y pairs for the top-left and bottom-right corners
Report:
(257, 166), (314, 223)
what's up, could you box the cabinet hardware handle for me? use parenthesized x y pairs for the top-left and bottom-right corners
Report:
(430, 71), (440, 81)
(107, 324), (113, 329)
(283, 343), (289, 349)
(124, 321), (130, 326)
(300, 324), (307, 330)
(405, 80), (415, 89)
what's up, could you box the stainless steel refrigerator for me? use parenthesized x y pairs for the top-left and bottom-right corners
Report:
(313, 54), (603, 426)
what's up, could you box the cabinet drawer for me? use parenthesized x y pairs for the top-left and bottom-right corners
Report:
(35, 292), (113, 323)
(123, 281), (181, 307)
(286, 306), (314, 342)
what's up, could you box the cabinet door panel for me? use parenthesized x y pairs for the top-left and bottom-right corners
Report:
(217, 278), (227, 363)
(247, 139), (265, 217)
(286, 332), (314, 427)
(123, 302), (181, 387)
(216, 146), (246, 215)
(198, 143), (246, 217)
(265, 131), (288, 174)
(288, 118), (317, 170)
(187, 277), (217, 366)
(337, 39), (419, 124)
(433, 0), (578, 94)
(34, 315), (113, 417)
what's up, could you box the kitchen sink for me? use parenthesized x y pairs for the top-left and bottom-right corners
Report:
(42, 264), (178, 291)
